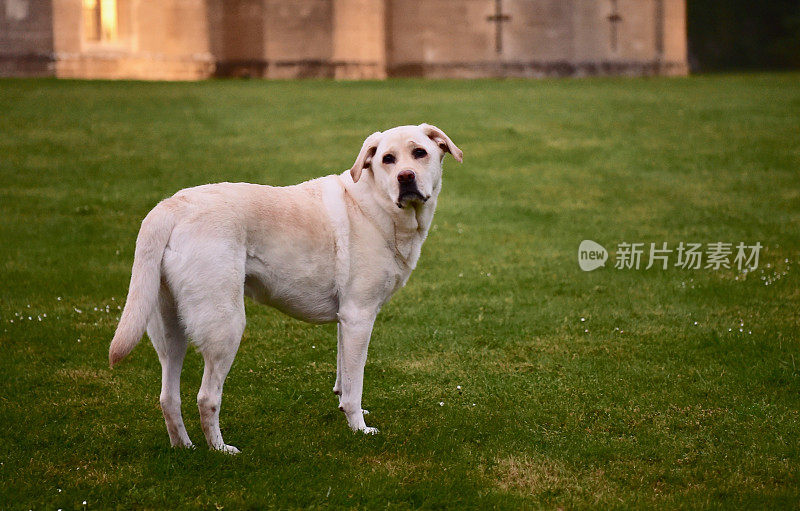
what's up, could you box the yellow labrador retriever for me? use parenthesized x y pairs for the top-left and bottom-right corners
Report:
(108, 124), (462, 453)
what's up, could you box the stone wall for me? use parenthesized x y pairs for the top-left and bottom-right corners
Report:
(661, 0), (687, 75)
(209, 0), (384, 79)
(1, 0), (213, 80)
(0, 0), (687, 80)
(387, 0), (687, 78)
(51, 0), (213, 80)
(0, 0), (54, 76)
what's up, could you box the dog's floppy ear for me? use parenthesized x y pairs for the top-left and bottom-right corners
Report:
(421, 123), (463, 163)
(350, 131), (382, 183)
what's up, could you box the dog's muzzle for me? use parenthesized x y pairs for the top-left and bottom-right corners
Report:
(395, 170), (429, 208)
(396, 186), (429, 209)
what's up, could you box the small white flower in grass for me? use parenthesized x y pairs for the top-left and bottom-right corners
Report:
(77, 339), (81, 343)
(312, 345), (316, 349)
(439, 401), (444, 406)
(728, 328), (732, 332)
(456, 385), (461, 390)
(693, 321), (698, 325)
(28, 316), (31, 320)
(74, 308), (82, 314)
(57, 297), (61, 301)
(584, 329), (588, 333)
(472, 403), (476, 406)
(749, 331), (752, 334)
(581, 317), (585, 322)
(739, 328), (743, 332)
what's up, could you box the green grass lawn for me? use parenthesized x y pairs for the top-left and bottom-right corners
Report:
(1, 74), (799, 509)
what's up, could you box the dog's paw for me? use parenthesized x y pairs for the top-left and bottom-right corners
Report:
(333, 386), (342, 396)
(362, 426), (379, 435)
(217, 444), (241, 455)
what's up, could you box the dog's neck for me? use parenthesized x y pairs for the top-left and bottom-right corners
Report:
(391, 194), (438, 267)
(341, 171), (439, 269)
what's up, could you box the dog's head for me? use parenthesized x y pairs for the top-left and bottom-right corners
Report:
(349, 124), (462, 209)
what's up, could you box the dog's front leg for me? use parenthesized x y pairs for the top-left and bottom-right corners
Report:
(337, 306), (378, 434)
(333, 323), (343, 396)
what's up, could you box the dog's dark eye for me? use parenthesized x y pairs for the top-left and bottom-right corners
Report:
(412, 148), (427, 159)
(382, 154), (396, 165)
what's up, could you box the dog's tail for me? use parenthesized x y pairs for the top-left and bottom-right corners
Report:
(109, 204), (175, 368)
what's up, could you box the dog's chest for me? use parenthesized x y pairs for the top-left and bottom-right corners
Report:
(384, 232), (425, 297)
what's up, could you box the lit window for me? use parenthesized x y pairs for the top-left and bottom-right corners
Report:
(83, 0), (117, 42)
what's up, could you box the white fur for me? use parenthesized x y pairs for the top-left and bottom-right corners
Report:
(108, 124), (462, 452)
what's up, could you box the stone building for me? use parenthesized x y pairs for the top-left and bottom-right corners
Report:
(0, 0), (687, 80)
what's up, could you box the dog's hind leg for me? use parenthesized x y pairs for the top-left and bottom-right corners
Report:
(167, 241), (246, 454)
(194, 318), (244, 454)
(184, 282), (246, 455)
(148, 285), (192, 448)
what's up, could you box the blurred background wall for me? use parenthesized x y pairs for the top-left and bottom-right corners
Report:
(0, 0), (797, 79)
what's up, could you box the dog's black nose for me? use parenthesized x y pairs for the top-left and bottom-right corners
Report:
(397, 170), (415, 183)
